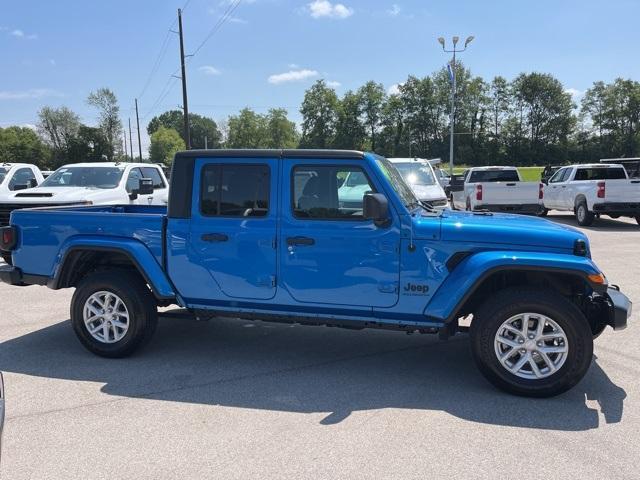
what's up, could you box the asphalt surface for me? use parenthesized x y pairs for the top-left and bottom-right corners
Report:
(0, 212), (639, 479)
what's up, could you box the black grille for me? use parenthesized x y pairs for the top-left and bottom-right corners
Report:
(0, 203), (66, 227)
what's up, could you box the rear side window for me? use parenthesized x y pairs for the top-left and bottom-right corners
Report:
(141, 167), (166, 189)
(574, 167), (626, 181)
(200, 164), (270, 217)
(292, 165), (375, 220)
(469, 170), (520, 182)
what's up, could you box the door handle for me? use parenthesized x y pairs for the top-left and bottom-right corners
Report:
(561, 185), (567, 188)
(287, 236), (315, 246)
(201, 233), (229, 242)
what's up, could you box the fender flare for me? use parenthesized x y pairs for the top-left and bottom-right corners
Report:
(50, 235), (177, 301)
(424, 250), (603, 323)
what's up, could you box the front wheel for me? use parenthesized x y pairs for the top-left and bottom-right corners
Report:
(536, 207), (549, 217)
(71, 270), (158, 358)
(470, 287), (593, 397)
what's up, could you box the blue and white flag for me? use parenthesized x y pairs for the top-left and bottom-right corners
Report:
(447, 63), (455, 85)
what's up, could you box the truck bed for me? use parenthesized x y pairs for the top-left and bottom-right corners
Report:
(9, 204), (167, 278)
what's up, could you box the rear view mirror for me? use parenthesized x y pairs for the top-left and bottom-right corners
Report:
(363, 193), (390, 227)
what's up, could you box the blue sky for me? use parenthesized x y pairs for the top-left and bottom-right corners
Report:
(2, 0), (640, 153)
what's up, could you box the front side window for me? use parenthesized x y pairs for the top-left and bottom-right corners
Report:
(292, 165), (375, 220)
(549, 168), (567, 184)
(200, 164), (270, 217)
(8, 168), (36, 190)
(141, 167), (166, 189)
(126, 168), (144, 193)
(41, 167), (124, 189)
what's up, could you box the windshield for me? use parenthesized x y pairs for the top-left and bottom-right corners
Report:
(394, 163), (436, 186)
(374, 157), (418, 208)
(469, 169), (520, 182)
(0, 168), (7, 184)
(40, 167), (125, 189)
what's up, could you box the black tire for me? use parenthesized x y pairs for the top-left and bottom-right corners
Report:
(536, 208), (549, 217)
(470, 287), (593, 397)
(465, 197), (472, 211)
(71, 270), (158, 358)
(449, 194), (457, 210)
(575, 200), (594, 226)
(635, 215), (640, 226)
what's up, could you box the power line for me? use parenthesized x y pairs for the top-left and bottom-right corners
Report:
(190, 0), (242, 58)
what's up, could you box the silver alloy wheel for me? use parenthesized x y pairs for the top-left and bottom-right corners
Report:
(83, 291), (130, 344)
(493, 313), (569, 380)
(577, 204), (586, 222)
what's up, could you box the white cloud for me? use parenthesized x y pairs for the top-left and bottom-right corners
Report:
(199, 65), (222, 76)
(268, 69), (318, 84)
(326, 80), (341, 88)
(0, 88), (63, 100)
(565, 88), (583, 100)
(288, 63), (300, 69)
(388, 83), (403, 95)
(49, 59), (56, 66)
(10, 28), (37, 39)
(307, 0), (353, 19)
(387, 4), (401, 16)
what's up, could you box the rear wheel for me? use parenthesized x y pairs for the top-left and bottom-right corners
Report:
(635, 215), (640, 226)
(71, 270), (158, 358)
(575, 201), (594, 226)
(1, 253), (11, 265)
(536, 208), (549, 217)
(465, 197), (472, 211)
(470, 287), (593, 397)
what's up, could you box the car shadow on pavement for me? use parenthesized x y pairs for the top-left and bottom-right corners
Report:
(545, 214), (639, 232)
(0, 315), (626, 431)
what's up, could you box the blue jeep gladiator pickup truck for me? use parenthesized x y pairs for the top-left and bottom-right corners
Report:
(0, 149), (632, 397)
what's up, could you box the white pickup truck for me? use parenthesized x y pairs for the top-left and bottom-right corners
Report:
(543, 163), (640, 226)
(0, 162), (169, 228)
(0, 163), (45, 199)
(449, 166), (544, 214)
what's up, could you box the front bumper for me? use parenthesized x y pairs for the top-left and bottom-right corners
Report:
(606, 286), (632, 330)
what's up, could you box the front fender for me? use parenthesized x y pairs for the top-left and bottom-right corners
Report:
(52, 235), (176, 300)
(424, 250), (602, 322)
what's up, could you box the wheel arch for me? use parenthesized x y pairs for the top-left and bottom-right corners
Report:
(51, 242), (176, 302)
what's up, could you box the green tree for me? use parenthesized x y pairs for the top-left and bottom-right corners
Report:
(149, 126), (185, 166)
(0, 126), (51, 168)
(37, 106), (81, 164)
(265, 108), (298, 148)
(87, 88), (122, 161)
(66, 126), (111, 164)
(378, 93), (406, 157)
(147, 110), (222, 149)
(357, 81), (386, 151)
(299, 80), (339, 148)
(333, 90), (366, 150)
(226, 108), (268, 148)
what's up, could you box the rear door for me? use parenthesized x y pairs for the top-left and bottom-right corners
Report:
(280, 159), (400, 308)
(187, 157), (278, 300)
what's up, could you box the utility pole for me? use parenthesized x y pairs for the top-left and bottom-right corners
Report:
(438, 35), (474, 175)
(123, 129), (128, 160)
(135, 99), (143, 161)
(177, 8), (191, 149)
(128, 118), (134, 160)
(204, 136), (208, 149)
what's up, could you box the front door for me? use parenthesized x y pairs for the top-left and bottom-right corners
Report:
(280, 159), (400, 308)
(544, 168), (567, 209)
(188, 158), (278, 300)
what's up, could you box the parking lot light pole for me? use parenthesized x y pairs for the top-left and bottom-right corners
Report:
(438, 35), (474, 175)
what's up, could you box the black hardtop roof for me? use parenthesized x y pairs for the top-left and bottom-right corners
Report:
(174, 149), (366, 160)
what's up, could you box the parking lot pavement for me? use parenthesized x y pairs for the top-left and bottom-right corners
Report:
(0, 211), (638, 480)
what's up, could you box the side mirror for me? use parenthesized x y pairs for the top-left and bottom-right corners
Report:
(448, 175), (465, 192)
(363, 193), (390, 227)
(542, 179), (549, 185)
(137, 178), (154, 195)
(28, 178), (38, 188)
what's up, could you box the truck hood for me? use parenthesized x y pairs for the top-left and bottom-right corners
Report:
(5, 187), (121, 204)
(411, 184), (446, 202)
(425, 210), (587, 252)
